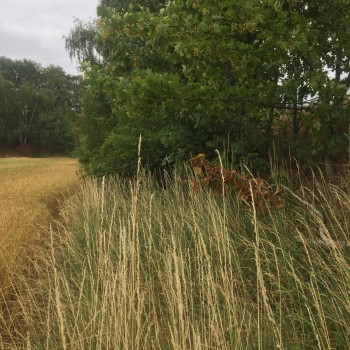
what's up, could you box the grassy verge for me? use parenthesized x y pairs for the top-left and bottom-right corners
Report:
(0, 157), (79, 346)
(12, 165), (350, 350)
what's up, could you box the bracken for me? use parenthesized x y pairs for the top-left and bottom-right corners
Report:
(190, 153), (284, 213)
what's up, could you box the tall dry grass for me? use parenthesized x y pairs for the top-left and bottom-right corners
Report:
(0, 157), (79, 345)
(10, 166), (350, 350)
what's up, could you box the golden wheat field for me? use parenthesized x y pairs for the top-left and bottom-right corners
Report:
(0, 157), (79, 280)
(0, 157), (79, 343)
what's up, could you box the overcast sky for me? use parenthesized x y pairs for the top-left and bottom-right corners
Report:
(0, 0), (99, 75)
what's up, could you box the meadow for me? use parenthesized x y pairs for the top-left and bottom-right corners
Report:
(2, 160), (349, 349)
(0, 157), (79, 346)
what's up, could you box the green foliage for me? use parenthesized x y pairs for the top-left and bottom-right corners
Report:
(65, 18), (99, 65)
(31, 111), (76, 153)
(0, 57), (81, 153)
(71, 0), (350, 176)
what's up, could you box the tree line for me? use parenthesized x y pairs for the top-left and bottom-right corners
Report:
(4, 1), (349, 174)
(0, 57), (81, 154)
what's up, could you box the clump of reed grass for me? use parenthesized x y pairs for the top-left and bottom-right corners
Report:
(11, 166), (350, 350)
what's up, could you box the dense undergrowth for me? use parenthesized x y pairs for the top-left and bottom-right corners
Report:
(5, 165), (350, 350)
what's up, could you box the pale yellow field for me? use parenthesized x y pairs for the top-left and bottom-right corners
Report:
(0, 157), (79, 302)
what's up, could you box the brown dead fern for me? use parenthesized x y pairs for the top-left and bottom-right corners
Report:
(190, 153), (284, 214)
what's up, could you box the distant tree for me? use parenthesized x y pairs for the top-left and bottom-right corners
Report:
(0, 57), (42, 87)
(15, 81), (49, 146)
(65, 18), (100, 66)
(0, 57), (81, 154)
(31, 110), (76, 153)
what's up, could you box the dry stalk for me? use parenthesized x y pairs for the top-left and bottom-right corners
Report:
(280, 185), (350, 248)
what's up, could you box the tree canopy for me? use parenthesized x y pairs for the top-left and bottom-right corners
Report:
(68, 0), (350, 176)
(0, 57), (81, 154)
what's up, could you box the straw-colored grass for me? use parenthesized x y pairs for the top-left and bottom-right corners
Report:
(7, 166), (350, 350)
(0, 157), (79, 345)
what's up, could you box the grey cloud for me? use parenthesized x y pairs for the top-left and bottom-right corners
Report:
(0, 0), (97, 74)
